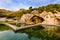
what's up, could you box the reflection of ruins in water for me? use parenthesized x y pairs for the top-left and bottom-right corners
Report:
(20, 10), (60, 38)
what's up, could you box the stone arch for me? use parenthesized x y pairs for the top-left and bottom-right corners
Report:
(30, 15), (44, 24)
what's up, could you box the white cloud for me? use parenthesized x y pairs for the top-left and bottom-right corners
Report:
(8, 3), (30, 11)
(0, 0), (13, 10)
(0, 0), (60, 11)
(0, 0), (30, 11)
(53, 0), (60, 4)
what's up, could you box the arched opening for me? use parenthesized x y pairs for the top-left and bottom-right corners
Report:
(30, 15), (44, 24)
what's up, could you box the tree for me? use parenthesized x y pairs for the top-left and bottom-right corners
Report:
(29, 6), (33, 11)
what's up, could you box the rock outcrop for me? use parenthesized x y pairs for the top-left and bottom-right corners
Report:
(20, 10), (60, 25)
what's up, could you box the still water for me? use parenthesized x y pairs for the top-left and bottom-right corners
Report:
(0, 24), (43, 40)
(0, 24), (59, 40)
(0, 30), (42, 40)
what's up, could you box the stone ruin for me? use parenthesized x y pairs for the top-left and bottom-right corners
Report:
(20, 10), (60, 37)
(20, 10), (60, 26)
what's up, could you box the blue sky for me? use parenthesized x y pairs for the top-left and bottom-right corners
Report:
(0, 0), (60, 11)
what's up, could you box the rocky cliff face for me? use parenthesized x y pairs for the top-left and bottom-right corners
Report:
(20, 10), (60, 25)
(20, 10), (43, 25)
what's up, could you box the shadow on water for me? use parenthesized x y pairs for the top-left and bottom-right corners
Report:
(16, 25), (60, 40)
(0, 24), (60, 40)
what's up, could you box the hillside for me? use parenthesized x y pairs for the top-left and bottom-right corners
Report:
(0, 9), (13, 17)
(14, 4), (60, 19)
(0, 4), (60, 18)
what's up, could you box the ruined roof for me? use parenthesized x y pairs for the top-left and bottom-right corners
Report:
(48, 12), (55, 17)
(31, 10), (39, 14)
(20, 14), (34, 22)
(40, 11), (48, 18)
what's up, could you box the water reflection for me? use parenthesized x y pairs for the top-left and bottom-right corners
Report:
(0, 24), (60, 40)
(0, 30), (42, 40)
(0, 30), (27, 40)
(0, 24), (42, 40)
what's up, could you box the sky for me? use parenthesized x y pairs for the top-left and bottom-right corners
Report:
(0, 0), (60, 11)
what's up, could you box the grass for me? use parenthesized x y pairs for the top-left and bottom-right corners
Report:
(0, 24), (11, 31)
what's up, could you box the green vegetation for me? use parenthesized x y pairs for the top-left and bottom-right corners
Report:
(1, 4), (60, 18)
(0, 25), (59, 40)
(0, 4), (60, 40)
(17, 26), (59, 40)
(29, 6), (32, 10)
(0, 23), (59, 40)
(0, 24), (11, 31)
(0, 9), (12, 17)
(32, 4), (60, 13)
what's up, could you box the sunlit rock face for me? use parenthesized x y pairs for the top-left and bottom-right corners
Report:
(20, 10), (60, 25)
(20, 10), (44, 25)
(40, 11), (60, 25)
(54, 11), (60, 19)
(40, 11), (48, 18)
(20, 14), (44, 25)
(42, 18), (60, 24)
(20, 14), (34, 24)
(31, 10), (40, 16)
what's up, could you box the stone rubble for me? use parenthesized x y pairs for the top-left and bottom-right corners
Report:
(20, 10), (60, 25)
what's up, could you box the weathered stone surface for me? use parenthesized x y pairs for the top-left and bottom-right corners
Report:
(20, 10), (60, 25)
